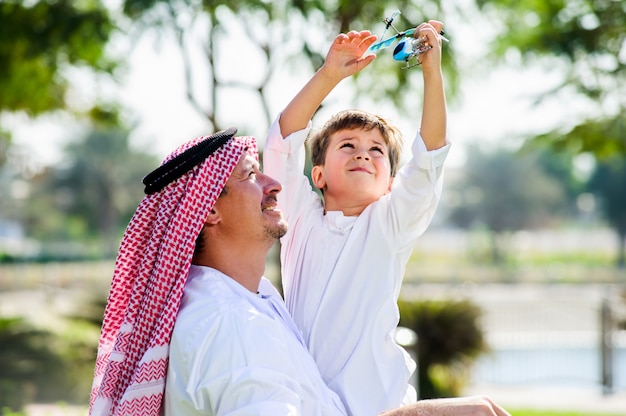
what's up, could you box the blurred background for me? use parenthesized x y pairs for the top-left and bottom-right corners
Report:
(1, 0), (625, 415)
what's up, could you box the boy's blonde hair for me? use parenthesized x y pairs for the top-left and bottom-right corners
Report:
(308, 109), (404, 177)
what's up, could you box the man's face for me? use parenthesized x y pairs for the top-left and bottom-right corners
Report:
(214, 152), (287, 243)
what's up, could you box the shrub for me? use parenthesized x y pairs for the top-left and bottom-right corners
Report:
(398, 298), (489, 399)
(0, 318), (63, 411)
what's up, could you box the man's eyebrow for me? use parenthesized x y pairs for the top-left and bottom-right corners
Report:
(246, 157), (261, 170)
(236, 158), (259, 175)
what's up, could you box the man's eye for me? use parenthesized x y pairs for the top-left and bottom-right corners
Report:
(248, 171), (257, 178)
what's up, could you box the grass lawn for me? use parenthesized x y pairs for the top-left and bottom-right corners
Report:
(510, 410), (625, 416)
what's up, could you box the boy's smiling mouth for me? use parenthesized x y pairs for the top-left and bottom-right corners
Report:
(349, 166), (372, 174)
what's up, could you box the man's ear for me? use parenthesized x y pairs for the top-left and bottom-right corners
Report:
(205, 207), (221, 226)
(311, 165), (326, 190)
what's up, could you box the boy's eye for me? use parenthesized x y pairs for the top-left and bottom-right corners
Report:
(371, 146), (384, 153)
(339, 143), (354, 149)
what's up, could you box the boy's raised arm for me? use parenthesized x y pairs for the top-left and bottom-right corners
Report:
(415, 20), (447, 151)
(279, 30), (377, 138)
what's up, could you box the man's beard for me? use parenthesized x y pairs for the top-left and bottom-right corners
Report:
(265, 219), (288, 240)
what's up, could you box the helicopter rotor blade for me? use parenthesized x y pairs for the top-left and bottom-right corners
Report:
(367, 28), (415, 52)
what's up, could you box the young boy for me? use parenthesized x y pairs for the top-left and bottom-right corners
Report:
(263, 21), (449, 415)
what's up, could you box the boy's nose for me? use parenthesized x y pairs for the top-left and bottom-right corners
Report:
(355, 151), (370, 160)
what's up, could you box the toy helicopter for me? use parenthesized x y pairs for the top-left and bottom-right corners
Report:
(367, 10), (449, 69)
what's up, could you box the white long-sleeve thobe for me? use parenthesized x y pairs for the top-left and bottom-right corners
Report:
(165, 265), (347, 416)
(263, 117), (449, 416)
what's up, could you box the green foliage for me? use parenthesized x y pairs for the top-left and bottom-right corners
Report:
(0, 127), (10, 167)
(22, 127), (159, 258)
(291, 0), (459, 109)
(398, 298), (488, 398)
(475, 0), (625, 93)
(0, 0), (115, 116)
(588, 155), (626, 266)
(0, 408), (27, 416)
(0, 317), (63, 411)
(534, 109), (626, 161)
(121, 0), (293, 130)
(473, 0), (626, 158)
(446, 145), (569, 263)
(118, 0), (458, 130)
(34, 295), (106, 405)
(0, 296), (106, 410)
(449, 146), (566, 232)
(527, 145), (586, 207)
(509, 410), (625, 416)
(38, 324), (99, 405)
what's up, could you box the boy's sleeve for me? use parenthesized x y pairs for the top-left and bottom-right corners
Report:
(383, 131), (451, 250)
(263, 114), (322, 223)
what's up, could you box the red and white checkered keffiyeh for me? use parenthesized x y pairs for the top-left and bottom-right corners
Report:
(89, 133), (257, 416)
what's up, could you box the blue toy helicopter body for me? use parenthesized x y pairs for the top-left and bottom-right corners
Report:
(368, 10), (448, 68)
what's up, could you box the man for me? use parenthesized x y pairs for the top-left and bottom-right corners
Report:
(89, 128), (510, 416)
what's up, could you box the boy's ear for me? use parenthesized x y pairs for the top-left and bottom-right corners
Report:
(387, 176), (394, 193)
(311, 165), (326, 190)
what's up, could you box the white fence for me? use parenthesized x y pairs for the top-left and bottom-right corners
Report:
(404, 282), (626, 394)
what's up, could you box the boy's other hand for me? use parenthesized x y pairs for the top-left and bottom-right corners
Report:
(414, 20), (444, 72)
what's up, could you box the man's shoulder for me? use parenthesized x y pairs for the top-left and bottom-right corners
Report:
(179, 273), (253, 320)
(171, 287), (261, 358)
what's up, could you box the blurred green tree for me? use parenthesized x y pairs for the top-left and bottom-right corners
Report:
(446, 145), (568, 263)
(533, 146), (586, 216)
(0, 317), (62, 412)
(533, 111), (626, 268)
(0, 0), (116, 163)
(588, 155), (626, 267)
(474, 0), (626, 157)
(23, 126), (159, 258)
(118, 0), (457, 132)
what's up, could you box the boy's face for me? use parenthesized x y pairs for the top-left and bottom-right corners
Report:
(312, 128), (393, 213)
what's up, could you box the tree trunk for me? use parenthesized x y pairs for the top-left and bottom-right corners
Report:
(617, 229), (625, 269)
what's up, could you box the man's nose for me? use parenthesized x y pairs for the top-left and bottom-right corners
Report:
(262, 173), (282, 194)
